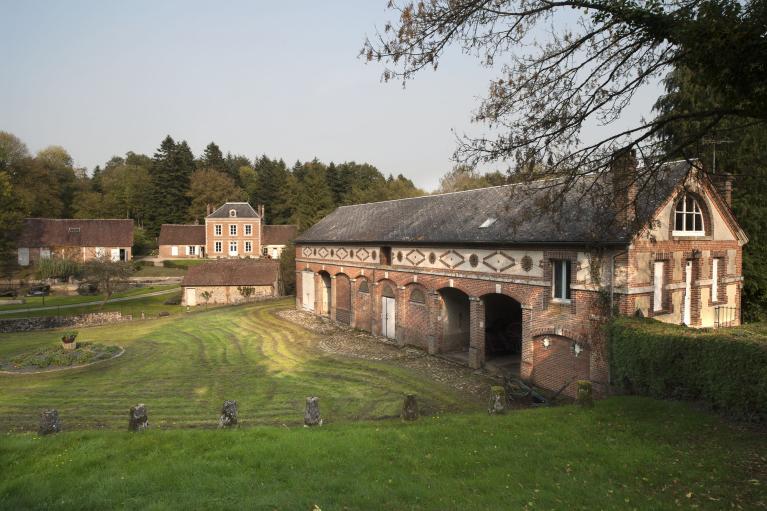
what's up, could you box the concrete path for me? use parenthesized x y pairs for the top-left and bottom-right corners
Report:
(0, 288), (179, 315)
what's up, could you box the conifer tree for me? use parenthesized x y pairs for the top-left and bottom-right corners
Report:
(145, 136), (194, 236)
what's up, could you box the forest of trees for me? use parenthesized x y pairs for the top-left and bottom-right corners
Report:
(0, 133), (431, 258)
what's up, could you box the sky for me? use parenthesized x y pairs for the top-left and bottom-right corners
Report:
(0, 1), (662, 191)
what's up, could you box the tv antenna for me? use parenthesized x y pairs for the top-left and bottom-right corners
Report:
(702, 138), (733, 174)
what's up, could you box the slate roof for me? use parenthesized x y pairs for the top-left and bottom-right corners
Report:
(18, 219), (134, 248)
(206, 202), (260, 219)
(182, 259), (280, 287)
(297, 162), (692, 246)
(158, 224), (206, 246)
(262, 225), (298, 246)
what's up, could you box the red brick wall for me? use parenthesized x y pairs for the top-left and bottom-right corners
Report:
(205, 218), (261, 258)
(532, 334), (591, 396)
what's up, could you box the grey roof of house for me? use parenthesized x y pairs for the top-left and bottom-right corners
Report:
(206, 202), (260, 219)
(18, 219), (134, 248)
(297, 162), (692, 246)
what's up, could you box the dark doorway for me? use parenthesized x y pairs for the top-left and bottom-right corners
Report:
(483, 294), (522, 358)
(438, 288), (470, 354)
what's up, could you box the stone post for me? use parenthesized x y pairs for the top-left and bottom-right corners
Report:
(401, 394), (418, 421)
(488, 386), (506, 415)
(218, 400), (238, 428)
(295, 270), (302, 310)
(468, 297), (485, 369)
(576, 381), (594, 408)
(39, 409), (61, 435)
(128, 404), (149, 431)
(304, 397), (322, 426)
(349, 278), (357, 328)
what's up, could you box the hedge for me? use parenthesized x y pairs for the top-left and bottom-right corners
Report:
(609, 317), (767, 422)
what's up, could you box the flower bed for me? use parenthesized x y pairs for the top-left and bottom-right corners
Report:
(0, 343), (121, 372)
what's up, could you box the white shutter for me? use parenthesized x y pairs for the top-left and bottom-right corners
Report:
(712, 258), (719, 302)
(171, 246), (178, 256)
(653, 261), (664, 312)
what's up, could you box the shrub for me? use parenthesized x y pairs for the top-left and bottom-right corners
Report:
(164, 293), (181, 305)
(162, 260), (180, 269)
(36, 257), (83, 281)
(609, 317), (767, 422)
(132, 260), (154, 271)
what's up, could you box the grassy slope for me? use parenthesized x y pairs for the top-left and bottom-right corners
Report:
(0, 398), (764, 510)
(133, 266), (187, 277)
(0, 284), (180, 311)
(0, 290), (183, 319)
(0, 299), (476, 431)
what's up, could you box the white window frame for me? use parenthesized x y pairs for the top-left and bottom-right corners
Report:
(229, 241), (238, 255)
(230, 224), (237, 236)
(40, 248), (51, 259)
(244, 224), (252, 236)
(244, 241), (252, 253)
(188, 245), (196, 256)
(653, 261), (664, 312)
(214, 241), (222, 253)
(672, 196), (705, 236)
(171, 245), (179, 257)
(551, 260), (571, 302)
(711, 258), (719, 303)
(214, 224), (222, 236)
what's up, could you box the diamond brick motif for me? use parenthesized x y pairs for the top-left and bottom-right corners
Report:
(406, 249), (426, 266)
(482, 251), (515, 273)
(356, 248), (370, 261)
(302, 247), (313, 257)
(439, 250), (465, 269)
(336, 248), (348, 260)
(317, 247), (329, 258)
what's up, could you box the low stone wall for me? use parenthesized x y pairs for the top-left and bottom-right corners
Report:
(0, 312), (132, 333)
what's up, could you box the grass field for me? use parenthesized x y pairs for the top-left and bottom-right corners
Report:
(0, 398), (764, 510)
(1, 299), (764, 509)
(0, 299), (476, 431)
(133, 266), (187, 277)
(0, 286), (183, 319)
(0, 284), (179, 311)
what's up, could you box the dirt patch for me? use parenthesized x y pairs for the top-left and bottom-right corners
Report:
(275, 309), (504, 402)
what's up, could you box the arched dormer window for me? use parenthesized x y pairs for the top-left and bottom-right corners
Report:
(358, 280), (369, 293)
(673, 195), (705, 236)
(229, 209), (237, 218)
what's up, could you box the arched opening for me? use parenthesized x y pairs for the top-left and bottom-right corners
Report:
(482, 293), (523, 374)
(438, 287), (470, 356)
(335, 273), (351, 325)
(318, 271), (331, 316)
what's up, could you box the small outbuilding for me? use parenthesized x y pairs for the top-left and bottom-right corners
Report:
(181, 259), (281, 306)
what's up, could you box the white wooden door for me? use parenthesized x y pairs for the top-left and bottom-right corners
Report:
(683, 260), (692, 325)
(17, 248), (29, 266)
(302, 272), (315, 311)
(381, 296), (396, 339)
(110, 248), (120, 262)
(186, 287), (197, 306)
(171, 246), (179, 257)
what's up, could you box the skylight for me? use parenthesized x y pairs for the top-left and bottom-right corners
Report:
(479, 218), (496, 229)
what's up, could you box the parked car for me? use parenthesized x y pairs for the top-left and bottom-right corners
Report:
(26, 284), (51, 297)
(0, 288), (17, 298)
(77, 282), (99, 296)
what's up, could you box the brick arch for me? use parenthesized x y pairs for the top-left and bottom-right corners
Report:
(353, 275), (372, 332)
(531, 333), (591, 398)
(400, 282), (430, 350)
(479, 290), (526, 307)
(530, 327), (590, 345)
(404, 281), (429, 303)
(374, 278), (399, 297)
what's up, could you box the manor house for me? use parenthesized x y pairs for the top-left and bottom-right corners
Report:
(294, 153), (746, 396)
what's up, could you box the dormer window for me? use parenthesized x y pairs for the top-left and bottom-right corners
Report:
(673, 195), (705, 236)
(229, 209), (237, 218)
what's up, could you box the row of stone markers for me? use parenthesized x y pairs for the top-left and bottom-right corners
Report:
(37, 394), (422, 435)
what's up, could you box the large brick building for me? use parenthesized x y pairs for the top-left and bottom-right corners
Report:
(158, 202), (297, 260)
(16, 218), (133, 266)
(294, 156), (747, 396)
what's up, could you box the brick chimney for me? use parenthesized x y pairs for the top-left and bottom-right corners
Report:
(206, 203), (212, 216)
(258, 204), (265, 218)
(712, 172), (733, 207)
(611, 148), (638, 228)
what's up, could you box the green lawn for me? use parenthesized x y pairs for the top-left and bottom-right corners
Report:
(0, 398), (764, 510)
(0, 284), (180, 311)
(0, 299), (476, 431)
(1, 300), (764, 509)
(133, 266), (187, 277)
